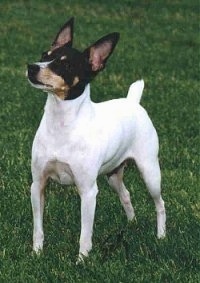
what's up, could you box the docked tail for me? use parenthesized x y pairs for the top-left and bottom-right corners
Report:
(127, 80), (144, 104)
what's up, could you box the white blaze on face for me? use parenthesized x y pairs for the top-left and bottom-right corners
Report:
(35, 60), (54, 69)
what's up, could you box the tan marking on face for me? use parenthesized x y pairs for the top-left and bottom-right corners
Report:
(37, 68), (80, 100)
(37, 68), (71, 100)
(37, 68), (66, 89)
(47, 50), (52, 55)
(55, 77), (79, 100)
(72, 76), (79, 86)
(61, 55), (67, 60)
(54, 87), (69, 100)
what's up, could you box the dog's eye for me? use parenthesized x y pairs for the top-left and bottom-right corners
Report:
(65, 61), (72, 71)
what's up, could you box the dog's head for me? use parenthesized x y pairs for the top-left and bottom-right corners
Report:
(27, 18), (119, 100)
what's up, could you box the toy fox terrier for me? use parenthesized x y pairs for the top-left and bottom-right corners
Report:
(27, 18), (166, 260)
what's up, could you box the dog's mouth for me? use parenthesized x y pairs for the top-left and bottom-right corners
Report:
(28, 78), (54, 92)
(26, 64), (68, 96)
(26, 66), (54, 91)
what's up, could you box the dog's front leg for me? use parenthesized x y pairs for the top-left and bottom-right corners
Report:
(78, 182), (98, 260)
(31, 179), (46, 253)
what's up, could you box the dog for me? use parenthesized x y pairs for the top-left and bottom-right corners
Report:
(27, 17), (166, 260)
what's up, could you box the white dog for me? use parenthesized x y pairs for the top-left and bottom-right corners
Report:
(27, 18), (166, 260)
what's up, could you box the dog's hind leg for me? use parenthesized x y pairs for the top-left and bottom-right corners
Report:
(31, 178), (46, 253)
(134, 155), (166, 238)
(107, 164), (135, 221)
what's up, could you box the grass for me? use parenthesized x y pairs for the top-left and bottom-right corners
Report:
(0, 0), (199, 282)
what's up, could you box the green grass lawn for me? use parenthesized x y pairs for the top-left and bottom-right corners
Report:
(0, 0), (199, 282)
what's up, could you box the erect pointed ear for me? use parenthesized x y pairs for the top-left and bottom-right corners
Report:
(51, 17), (74, 51)
(83, 32), (120, 72)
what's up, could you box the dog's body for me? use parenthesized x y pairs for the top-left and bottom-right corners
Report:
(27, 18), (166, 260)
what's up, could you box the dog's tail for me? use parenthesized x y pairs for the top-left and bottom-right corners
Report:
(127, 80), (144, 104)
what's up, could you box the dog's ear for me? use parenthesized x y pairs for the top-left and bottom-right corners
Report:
(51, 17), (74, 51)
(83, 32), (120, 72)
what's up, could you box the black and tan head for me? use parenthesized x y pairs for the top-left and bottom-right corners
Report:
(27, 18), (120, 100)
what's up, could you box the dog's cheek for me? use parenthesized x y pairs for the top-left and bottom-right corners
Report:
(39, 69), (66, 88)
(54, 76), (80, 99)
(37, 68), (53, 85)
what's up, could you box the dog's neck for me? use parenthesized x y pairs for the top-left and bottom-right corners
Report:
(44, 84), (93, 129)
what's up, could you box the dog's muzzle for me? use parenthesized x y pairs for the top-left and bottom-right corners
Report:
(27, 64), (41, 85)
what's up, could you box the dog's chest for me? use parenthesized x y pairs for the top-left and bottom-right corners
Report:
(33, 128), (76, 185)
(46, 159), (74, 185)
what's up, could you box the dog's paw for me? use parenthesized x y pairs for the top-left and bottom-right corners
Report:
(32, 243), (43, 255)
(76, 253), (87, 265)
(157, 231), (166, 239)
(31, 248), (43, 257)
(127, 213), (136, 223)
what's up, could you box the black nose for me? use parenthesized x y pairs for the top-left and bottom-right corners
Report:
(27, 64), (40, 78)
